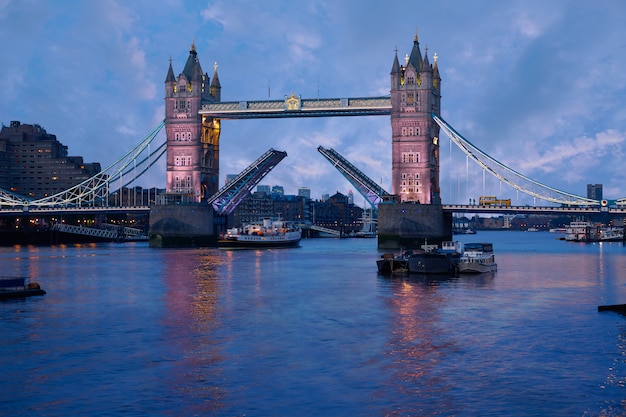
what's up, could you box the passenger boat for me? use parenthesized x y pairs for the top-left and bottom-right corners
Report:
(0, 276), (46, 300)
(218, 219), (301, 248)
(565, 221), (624, 242)
(355, 209), (377, 238)
(457, 243), (497, 274)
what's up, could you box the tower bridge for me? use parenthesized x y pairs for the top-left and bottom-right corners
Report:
(2, 33), (622, 247)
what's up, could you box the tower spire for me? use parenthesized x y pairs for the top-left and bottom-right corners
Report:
(391, 47), (401, 74)
(210, 61), (221, 100)
(407, 32), (423, 70)
(165, 56), (176, 83)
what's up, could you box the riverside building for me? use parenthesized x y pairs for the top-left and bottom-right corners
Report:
(0, 121), (100, 199)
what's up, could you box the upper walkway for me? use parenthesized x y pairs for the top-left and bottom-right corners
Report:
(200, 96), (391, 119)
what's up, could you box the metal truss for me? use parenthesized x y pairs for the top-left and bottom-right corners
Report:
(317, 146), (390, 208)
(208, 148), (288, 215)
(0, 120), (165, 208)
(433, 114), (600, 206)
(0, 188), (30, 206)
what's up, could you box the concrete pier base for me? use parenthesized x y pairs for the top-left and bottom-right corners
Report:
(377, 203), (452, 249)
(149, 203), (217, 247)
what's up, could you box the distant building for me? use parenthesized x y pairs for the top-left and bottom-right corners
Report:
(312, 192), (363, 232)
(232, 190), (364, 234)
(347, 190), (354, 205)
(587, 184), (602, 201)
(0, 121), (101, 199)
(271, 185), (284, 197)
(225, 174), (237, 185)
(233, 191), (275, 224)
(297, 187), (311, 199)
(257, 184), (271, 194)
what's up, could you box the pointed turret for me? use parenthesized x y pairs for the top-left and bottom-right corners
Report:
(165, 58), (176, 97)
(211, 62), (222, 90)
(433, 53), (441, 90)
(182, 40), (203, 82)
(391, 48), (401, 74)
(211, 62), (221, 95)
(422, 47), (430, 72)
(407, 32), (423, 71)
(165, 58), (176, 83)
(390, 48), (402, 88)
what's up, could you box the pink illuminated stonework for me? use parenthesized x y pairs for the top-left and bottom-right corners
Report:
(390, 34), (441, 204)
(164, 42), (221, 202)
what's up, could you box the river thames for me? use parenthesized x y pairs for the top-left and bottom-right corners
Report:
(1, 230), (626, 416)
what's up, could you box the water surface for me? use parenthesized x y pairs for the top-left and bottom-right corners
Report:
(1, 231), (626, 416)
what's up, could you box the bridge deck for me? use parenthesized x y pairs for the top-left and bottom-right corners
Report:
(1, 204), (624, 218)
(442, 204), (626, 215)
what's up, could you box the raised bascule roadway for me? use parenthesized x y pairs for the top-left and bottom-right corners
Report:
(1, 33), (625, 241)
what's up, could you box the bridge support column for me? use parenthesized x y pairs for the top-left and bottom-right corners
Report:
(149, 203), (217, 247)
(377, 203), (452, 249)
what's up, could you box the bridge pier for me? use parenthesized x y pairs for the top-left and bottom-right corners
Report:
(377, 203), (452, 249)
(148, 204), (218, 247)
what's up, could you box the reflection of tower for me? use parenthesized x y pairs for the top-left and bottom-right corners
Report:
(390, 32), (442, 204)
(164, 41), (221, 202)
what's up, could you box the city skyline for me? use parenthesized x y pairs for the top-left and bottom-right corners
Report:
(1, 1), (626, 204)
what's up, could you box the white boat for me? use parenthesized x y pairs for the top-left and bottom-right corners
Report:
(218, 219), (301, 248)
(565, 221), (592, 241)
(355, 209), (377, 238)
(457, 242), (497, 274)
(565, 221), (624, 242)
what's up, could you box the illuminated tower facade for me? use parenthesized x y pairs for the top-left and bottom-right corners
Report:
(164, 41), (221, 202)
(390, 33), (442, 204)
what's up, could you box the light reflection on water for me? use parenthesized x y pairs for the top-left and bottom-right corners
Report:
(1, 233), (626, 416)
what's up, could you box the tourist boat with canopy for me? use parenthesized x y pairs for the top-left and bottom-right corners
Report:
(457, 242), (497, 274)
(218, 219), (301, 248)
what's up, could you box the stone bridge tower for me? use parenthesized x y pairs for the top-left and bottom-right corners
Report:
(164, 41), (221, 203)
(390, 33), (441, 204)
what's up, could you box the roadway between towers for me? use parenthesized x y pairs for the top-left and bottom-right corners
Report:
(1, 204), (624, 218)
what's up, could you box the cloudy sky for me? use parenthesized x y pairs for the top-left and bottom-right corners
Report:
(1, 0), (625, 204)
